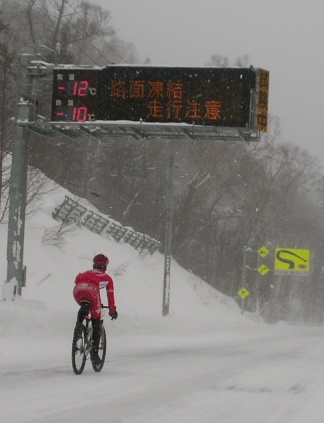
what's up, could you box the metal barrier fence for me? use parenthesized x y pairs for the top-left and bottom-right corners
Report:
(52, 196), (161, 254)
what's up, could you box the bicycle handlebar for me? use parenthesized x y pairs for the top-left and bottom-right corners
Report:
(101, 305), (116, 320)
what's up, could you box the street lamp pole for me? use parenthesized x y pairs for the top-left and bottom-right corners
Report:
(162, 140), (175, 316)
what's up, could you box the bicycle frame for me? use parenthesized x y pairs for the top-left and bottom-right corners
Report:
(71, 304), (108, 374)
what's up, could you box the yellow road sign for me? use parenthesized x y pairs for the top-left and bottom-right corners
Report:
(258, 264), (270, 276)
(258, 246), (269, 257)
(237, 287), (250, 299)
(274, 248), (310, 275)
(256, 69), (269, 132)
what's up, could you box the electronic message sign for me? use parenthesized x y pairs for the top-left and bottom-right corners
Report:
(51, 66), (269, 131)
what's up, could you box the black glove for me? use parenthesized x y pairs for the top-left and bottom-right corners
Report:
(109, 311), (118, 320)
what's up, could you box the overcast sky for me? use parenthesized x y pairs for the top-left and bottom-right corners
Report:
(98, 0), (324, 165)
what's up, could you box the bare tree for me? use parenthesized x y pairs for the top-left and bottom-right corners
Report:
(206, 54), (250, 68)
(206, 54), (229, 67)
(0, 9), (16, 211)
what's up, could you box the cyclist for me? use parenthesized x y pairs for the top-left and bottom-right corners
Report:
(73, 253), (118, 364)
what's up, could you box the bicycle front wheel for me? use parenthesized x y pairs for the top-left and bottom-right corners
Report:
(92, 325), (106, 372)
(71, 323), (87, 375)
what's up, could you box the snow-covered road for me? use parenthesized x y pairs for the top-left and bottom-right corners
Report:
(2, 324), (324, 423)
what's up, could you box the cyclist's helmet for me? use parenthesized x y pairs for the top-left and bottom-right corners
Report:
(93, 253), (109, 270)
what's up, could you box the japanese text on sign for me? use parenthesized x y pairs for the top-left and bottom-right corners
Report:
(256, 69), (269, 132)
(109, 79), (221, 121)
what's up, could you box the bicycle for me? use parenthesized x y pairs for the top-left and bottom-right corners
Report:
(71, 301), (109, 375)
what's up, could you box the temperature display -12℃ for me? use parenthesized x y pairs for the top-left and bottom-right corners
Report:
(51, 68), (100, 122)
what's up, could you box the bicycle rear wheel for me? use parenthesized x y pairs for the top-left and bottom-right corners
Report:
(92, 325), (106, 372)
(71, 323), (87, 375)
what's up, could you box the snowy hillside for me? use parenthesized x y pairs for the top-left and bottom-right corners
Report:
(0, 177), (247, 338)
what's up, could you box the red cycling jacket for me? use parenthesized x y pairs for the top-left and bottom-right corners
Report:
(74, 269), (116, 318)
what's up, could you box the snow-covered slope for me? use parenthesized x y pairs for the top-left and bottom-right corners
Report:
(0, 179), (248, 338)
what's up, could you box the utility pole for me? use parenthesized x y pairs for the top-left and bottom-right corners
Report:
(3, 54), (53, 300)
(162, 140), (175, 316)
